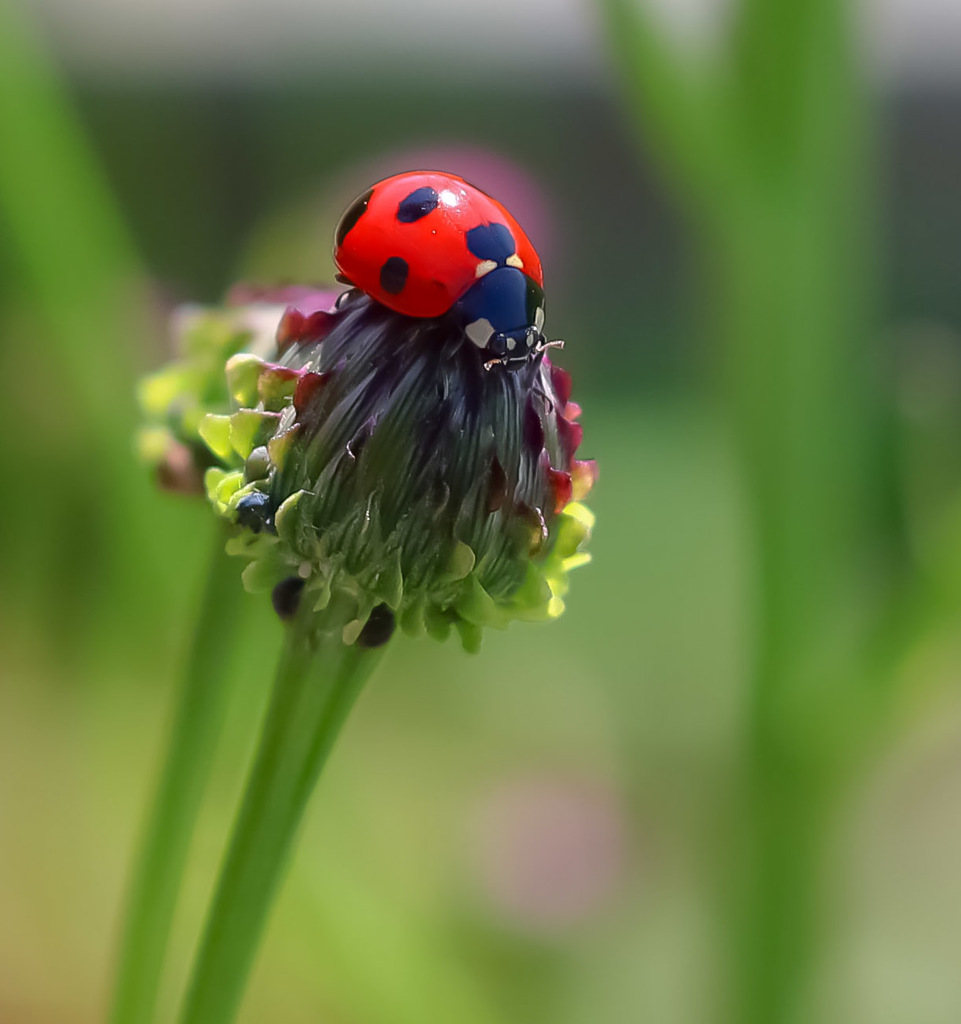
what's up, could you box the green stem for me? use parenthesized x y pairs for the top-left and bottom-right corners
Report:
(110, 526), (242, 1024)
(178, 599), (387, 1024)
(725, 734), (833, 1024)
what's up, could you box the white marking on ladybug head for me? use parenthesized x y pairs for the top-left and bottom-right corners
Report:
(465, 317), (495, 349)
(506, 336), (516, 350)
(475, 259), (497, 279)
(506, 254), (524, 270)
(534, 306), (545, 333)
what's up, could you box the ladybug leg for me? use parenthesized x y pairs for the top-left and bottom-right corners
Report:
(485, 338), (563, 372)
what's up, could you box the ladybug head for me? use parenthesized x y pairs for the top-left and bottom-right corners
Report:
(455, 266), (546, 369)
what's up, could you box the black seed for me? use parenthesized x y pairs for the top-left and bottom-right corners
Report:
(335, 188), (373, 247)
(236, 492), (272, 532)
(357, 604), (395, 647)
(380, 256), (409, 295)
(396, 186), (438, 223)
(465, 222), (515, 263)
(271, 576), (305, 620)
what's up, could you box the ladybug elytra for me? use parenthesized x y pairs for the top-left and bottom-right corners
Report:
(333, 171), (547, 368)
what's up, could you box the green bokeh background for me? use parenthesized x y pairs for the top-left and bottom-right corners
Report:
(2, 1), (961, 1021)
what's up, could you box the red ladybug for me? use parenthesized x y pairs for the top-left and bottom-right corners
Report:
(333, 171), (547, 367)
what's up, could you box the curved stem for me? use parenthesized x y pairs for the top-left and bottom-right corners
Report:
(178, 600), (386, 1024)
(110, 525), (242, 1024)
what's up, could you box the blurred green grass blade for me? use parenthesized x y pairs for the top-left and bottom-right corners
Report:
(0, 1), (139, 419)
(0, 1), (174, 629)
(601, 1), (883, 1021)
(712, 3), (878, 1022)
(110, 528), (241, 1024)
(598, 0), (738, 217)
(730, 0), (860, 176)
(722, 0), (873, 682)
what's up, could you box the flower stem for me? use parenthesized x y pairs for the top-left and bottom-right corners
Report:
(178, 598), (387, 1024)
(110, 525), (242, 1024)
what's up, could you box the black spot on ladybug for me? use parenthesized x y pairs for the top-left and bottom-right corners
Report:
(236, 492), (272, 532)
(465, 222), (515, 263)
(396, 186), (438, 223)
(271, 576), (305, 621)
(380, 256), (409, 295)
(357, 604), (395, 648)
(335, 188), (373, 247)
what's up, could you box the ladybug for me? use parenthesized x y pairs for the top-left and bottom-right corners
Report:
(333, 171), (547, 368)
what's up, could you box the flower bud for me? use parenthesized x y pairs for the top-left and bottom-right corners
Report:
(198, 289), (596, 650)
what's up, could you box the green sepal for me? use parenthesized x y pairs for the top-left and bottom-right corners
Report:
(203, 466), (229, 504)
(424, 605), (452, 643)
(257, 365), (301, 409)
(455, 620), (483, 654)
(440, 541), (475, 583)
(399, 600), (427, 638)
(454, 573), (508, 629)
(239, 540), (290, 593)
(504, 562), (555, 620)
(274, 490), (313, 554)
(199, 415), (233, 462)
(225, 354), (264, 407)
(308, 575), (332, 612)
(551, 503), (593, 560)
(371, 551), (404, 610)
(267, 426), (301, 472)
(229, 410), (283, 461)
(214, 471), (246, 509)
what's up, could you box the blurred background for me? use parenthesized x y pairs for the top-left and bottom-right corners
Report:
(2, 0), (961, 1021)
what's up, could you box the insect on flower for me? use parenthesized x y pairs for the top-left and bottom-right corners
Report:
(334, 171), (553, 369)
(143, 171), (595, 650)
